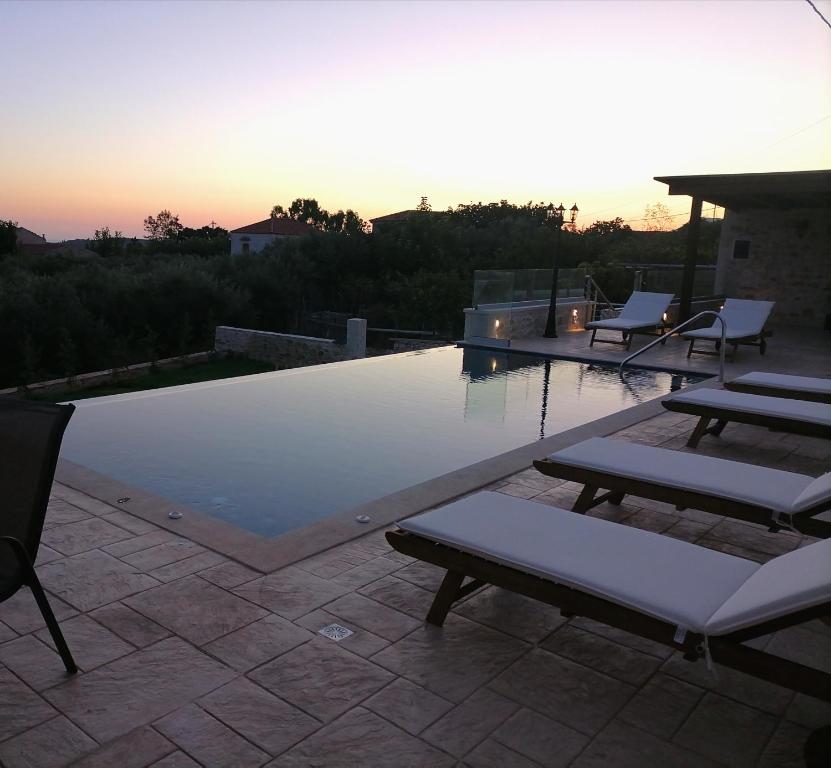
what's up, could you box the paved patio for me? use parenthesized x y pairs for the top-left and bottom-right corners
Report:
(467, 325), (831, 379)
(1, 412), (830, 766)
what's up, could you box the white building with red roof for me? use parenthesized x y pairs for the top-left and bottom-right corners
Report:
(229, 216), (313, 255)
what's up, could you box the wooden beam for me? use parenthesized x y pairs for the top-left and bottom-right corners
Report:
(678, 196), (703, 322)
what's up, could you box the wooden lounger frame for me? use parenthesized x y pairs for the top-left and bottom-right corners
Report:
(588, 324), (667, 351)
(661, 397), (831, 448)
(686, 329), (772, 359)
(724, 380), (831, 405)
(532, 457), (831, 539)
(386, 529), (831, 702)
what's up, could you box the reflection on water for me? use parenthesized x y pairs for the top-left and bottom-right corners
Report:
(62, 347), (706, 538)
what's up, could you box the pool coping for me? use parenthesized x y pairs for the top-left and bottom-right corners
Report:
(55, 371), (719, 574)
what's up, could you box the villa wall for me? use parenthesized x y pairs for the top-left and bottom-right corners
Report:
(715, 207), (831, 328)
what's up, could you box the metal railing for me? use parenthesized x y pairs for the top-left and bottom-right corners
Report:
(583, 275), (618, 323)
(618, 310), (727, 382)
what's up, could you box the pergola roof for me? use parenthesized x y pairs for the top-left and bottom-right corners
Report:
(654, 170), (831, 211)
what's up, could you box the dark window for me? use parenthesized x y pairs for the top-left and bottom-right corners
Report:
(242, 242), (250, 255)
(733, 239), (751, 259)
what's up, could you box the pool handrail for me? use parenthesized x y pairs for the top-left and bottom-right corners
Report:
(619, 310), (727, 382)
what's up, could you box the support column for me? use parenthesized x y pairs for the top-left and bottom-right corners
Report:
(679, 196), (703, 322)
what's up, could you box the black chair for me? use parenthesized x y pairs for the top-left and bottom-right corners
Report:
(0, 398), (77, 673)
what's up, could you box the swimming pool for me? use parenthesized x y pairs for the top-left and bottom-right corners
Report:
(62, 347), (703, 537)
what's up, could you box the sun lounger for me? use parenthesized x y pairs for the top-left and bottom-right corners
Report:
(682, 298), (774, 358)
(724, 372), (831, 404)
(585, 291), (673, 350)
(533, 437), (831, 538)
(387, 492), (831, 701)
(662, 389), (831, 447)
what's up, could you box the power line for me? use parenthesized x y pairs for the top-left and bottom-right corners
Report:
(805, 0), (831, 31)
(761, 112), (831, 151)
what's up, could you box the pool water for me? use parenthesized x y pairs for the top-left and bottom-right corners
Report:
(62, 347), (703, 537)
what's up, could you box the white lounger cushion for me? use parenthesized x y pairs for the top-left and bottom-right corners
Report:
(730, 372), (831, 396)
(400, 492), (758, 634)
(665, 389), (831, 427)
(682, 298), (774, 341)
(706, 538), (831, 634)
(586, 291), (673, 331)
(399, 491), (831, 636)
(548, 437), (822, 514)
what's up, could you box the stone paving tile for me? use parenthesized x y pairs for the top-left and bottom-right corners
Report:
(199, 677), (319, 756)
(44, 637), (236, 742)
(572, 719), (720, 768)
(616, 672), (704, 739)
(99, 509), (159, 535)
(0, 715), (97, 768)
(149, 752), (201, 768)
(330, 555), (403, 589)
(71, 725), (176, 768)
(390, 560), (447, 592)
(707, 518), (800, 557)
(35, 614), (134, 671)
(125, 576), (267, 646)
(660, 650), (794, 715)
(267, 707), (455, 768)
(494, 482), (541, 499)
(37, 550), (160, 612)
(757, 720), (814, 768)
(294, 608), (390, 658)
(363, 677), (453, 735)
(464, 739), (541, 768)
(0, 667), (57, 742)
(542, 625), (662, 687)
(0, 634), (78, 691)
(568, 616), (673, 659)
(102, 530), (179, 558)
(765, 624), (831, 673)
(489, 648), (636, 736)
(673, 691), (778, 767)
(491, 708), (588, 768)
(154, 703), (269, 767)
(203, 613), (313, 672)
(43, 500), (91, 528)
(198, 560), (263, 589)
(663, 518), (713, 542)
(233, 566), (349, 620)
(249, 636), (393, 723)
(41, 517), (133, 557)
(148, 550), (227, 583)
(89, 602), (172, 647)
(0, 588), (76, 634)
(122, 539), (207, 571)
(0, 619), (18, 642)
(35, 544), (64, 565)
(455, 586), (567, 643)
(358, 575), (436, 619)
(372, 614), (528, 703)
(785, 692), (831, 729)
(422, 687), (519, 758)
(321, 592), (421, 642)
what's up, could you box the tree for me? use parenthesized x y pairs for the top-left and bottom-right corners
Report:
(643, 202), (674, 232)
(582, 218), (631, 236)
(144, 210), (183, 240)
(89, 226), (124, 257)
(416, 196), (432, 212)
(0, 219), (18, 256)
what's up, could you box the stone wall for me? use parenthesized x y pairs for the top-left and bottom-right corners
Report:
(215, 326), (351, 367)
(715, 207), (831, 328)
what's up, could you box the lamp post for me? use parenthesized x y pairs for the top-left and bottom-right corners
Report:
(543, 203), (578, 338)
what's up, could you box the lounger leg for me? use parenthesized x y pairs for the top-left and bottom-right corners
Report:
(426, 570), (466, 627)
(760, 337), (767, 355)
(686, 417), (711, 448)
(2, 537), (77, 674)
(608, 492), (625, 505)
(686, 339), (695, 358)
(573, 485), (599, 514)
(709, 419), (728, 437)
(589, 329), (597, 347)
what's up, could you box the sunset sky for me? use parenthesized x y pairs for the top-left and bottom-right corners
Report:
(2, 0), (830, 240)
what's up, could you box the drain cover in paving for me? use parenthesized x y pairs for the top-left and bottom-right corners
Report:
(318, 623), (354, 641)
